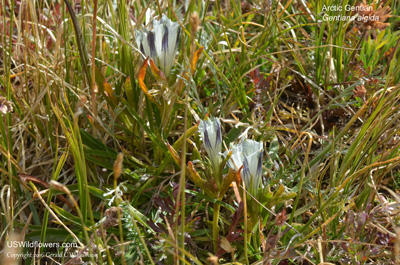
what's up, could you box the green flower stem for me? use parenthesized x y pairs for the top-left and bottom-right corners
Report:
(213, 201), (221, 253)
(243, 188), (249, 265)
(213, 165), (225, 253)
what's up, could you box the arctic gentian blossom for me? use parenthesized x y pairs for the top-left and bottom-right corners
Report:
(225, 139), (263, 196)
(135, 14), (181, 77)
(199, 117), (222, 171)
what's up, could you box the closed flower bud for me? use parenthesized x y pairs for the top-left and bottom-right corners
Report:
(199, 117), (222, 171)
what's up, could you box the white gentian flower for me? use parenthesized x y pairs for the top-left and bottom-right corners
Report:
(225, 139), (263, 196)
(135, 14), (181, 77)
(199, 117), (222, 171)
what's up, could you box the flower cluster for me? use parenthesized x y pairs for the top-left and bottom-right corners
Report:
(135, 14), (181, 77)
(197, 117), (296, 234)
(198, 116), (264, 196)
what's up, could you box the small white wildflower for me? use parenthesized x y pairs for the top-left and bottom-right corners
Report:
(224, 139), (263, 196)
(135, 14), (181, 77)
(0, 97), (13, 114)
(199, 117), (222, 171)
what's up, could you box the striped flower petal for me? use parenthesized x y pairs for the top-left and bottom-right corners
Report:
(135, 14), (181, 77)
(224, 139), (263, 196)
(199, 117), (222, 171)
